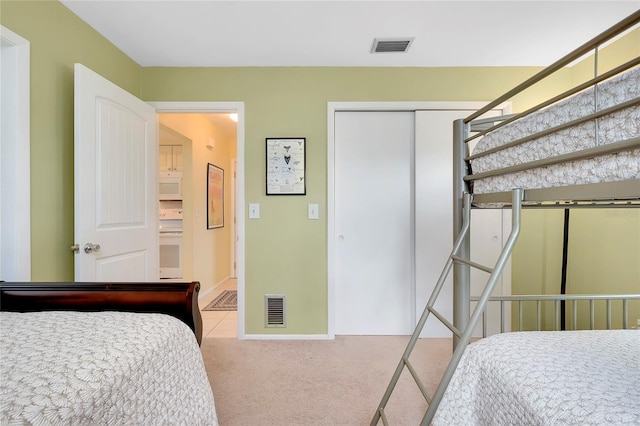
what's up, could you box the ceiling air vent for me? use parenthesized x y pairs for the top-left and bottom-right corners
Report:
(371, 37), (415, 54)
(265, 294), (286, 328)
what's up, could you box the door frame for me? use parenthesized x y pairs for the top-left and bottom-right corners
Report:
(0, 26), (30, 280)
(150, 101), (245, 338)
(231, 159), (238, 279)
(327, 101), (503, 338)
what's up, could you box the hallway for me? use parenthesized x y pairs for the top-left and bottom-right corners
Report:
(199, 279), (238, 338)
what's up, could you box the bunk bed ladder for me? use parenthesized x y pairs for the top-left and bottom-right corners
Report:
(371, 188), (524, 426)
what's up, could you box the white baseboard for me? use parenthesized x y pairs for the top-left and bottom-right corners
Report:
(198, 286), (214, 301)
(198, 276), (234, 301)
(242, 334), (332, 340)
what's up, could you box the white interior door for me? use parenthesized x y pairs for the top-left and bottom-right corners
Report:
(334, 111), (415, 335)
(74, 63), (158, 281)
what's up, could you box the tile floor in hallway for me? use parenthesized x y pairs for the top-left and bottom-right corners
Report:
(199, 279), (238, 338)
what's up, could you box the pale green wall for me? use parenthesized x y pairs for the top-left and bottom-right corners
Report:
(1, 0), (141, 280)
(512, 209), (640, 330)
(571, 27), (640, 79)
(3, 1), (637, 334)
(511, 29), (640, 329)
(140, 67), (562, 334)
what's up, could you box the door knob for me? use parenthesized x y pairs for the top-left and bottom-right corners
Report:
(84, 243), (101, 254)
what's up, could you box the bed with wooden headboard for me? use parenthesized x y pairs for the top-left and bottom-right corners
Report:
(0, 281), (218, 425)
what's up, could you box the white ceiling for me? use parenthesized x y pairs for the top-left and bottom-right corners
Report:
(61, 0), (639, 68)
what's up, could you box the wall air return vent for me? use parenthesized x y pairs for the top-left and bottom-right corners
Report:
(371, 37), (415, 53)
(265, 294), (286, 327)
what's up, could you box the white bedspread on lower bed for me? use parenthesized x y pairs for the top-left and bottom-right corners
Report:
(433, 330), (640, 426)
(0, 311), (218, 425)
(471, 67), (640, 195)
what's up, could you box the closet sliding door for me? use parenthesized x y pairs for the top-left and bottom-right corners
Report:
(332, 107), (510, 337)
(334, 111), (415, 335)
(416, 110), (511, 338)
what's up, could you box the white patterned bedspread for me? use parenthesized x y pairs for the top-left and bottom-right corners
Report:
(471, 68), (640, 195)
(433, 330), (640, 426)
(0, 311), (218, 425)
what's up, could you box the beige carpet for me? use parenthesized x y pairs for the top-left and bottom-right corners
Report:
(200, 336), (453, 426)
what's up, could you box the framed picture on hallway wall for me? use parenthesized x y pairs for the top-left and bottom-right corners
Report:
(266, 137), (306, 195)
(207, 163), (224, 229)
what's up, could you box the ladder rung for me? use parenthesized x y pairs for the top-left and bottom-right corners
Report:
(379, 408), (389, 426)
(372, 189), (525, 426)
(451, 255), (493, 274)
(428, 307), (462, 338)
(404, 357), (433, 404)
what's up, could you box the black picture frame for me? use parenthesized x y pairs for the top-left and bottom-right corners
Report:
(266, 137), (306, 195)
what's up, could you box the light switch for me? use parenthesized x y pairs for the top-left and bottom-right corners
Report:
(308, 203), (319, 220)
(249, 203), (260, 219)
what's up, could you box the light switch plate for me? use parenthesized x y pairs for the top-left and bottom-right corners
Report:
(249, 203), (260, 219)
(308, 203), (319, 220)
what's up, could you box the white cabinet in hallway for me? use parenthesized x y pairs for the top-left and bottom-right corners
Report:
(159, 144), (183, 171)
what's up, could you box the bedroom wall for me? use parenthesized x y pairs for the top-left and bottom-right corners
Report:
(140, 67), (569, 334)
(142, 30), (638, 335)
(569, 30), (640, 324)
(512, 28), (640, 329)
(513, 209), (640, 330)
(3, 0), (636, 335)
(571, 27), (640, 78)
(0, 0), (141, 280)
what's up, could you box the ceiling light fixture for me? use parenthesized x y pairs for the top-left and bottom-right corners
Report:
(228, 113), (238, 122)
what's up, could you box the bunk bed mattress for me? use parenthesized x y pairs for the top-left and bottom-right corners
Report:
(471, 67), (640, 195)
(0, 311), (218, 425)
(432, 330), (640, 426)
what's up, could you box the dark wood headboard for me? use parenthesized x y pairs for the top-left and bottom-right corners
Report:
(0, 281), (203, 345)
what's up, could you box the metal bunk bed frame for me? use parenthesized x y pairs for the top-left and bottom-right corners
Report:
(371, 10), (640, 426)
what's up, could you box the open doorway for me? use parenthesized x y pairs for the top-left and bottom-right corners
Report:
(151, 102), (245, 339)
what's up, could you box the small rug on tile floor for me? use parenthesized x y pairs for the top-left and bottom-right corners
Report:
(203, 290), (237, 311)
